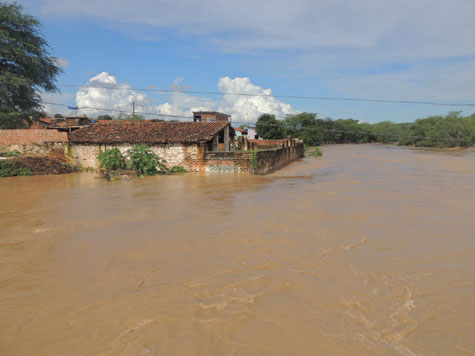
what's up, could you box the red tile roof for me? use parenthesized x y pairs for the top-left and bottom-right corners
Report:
(69, 121), (230, 144)
(234, 127), (248, 133)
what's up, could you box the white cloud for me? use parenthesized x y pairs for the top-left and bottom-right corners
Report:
(76, 72), (151, 116)
(73, 72), (296, 122)
(216, 77), (296, 123)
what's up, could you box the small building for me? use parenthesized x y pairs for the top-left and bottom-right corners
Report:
(233, 127), (248, 137)
(193, 111), (230, 123)
(247, 126), (259, 140)
(30, 116), (91, 132)
(30, 117), (53, 129)
(68, 121), (234, 171)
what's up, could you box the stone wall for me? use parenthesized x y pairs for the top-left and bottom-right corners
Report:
(0, 129), (68, 155)
(69, 143), (202, 171)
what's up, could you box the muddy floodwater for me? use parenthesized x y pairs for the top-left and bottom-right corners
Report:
(1, 144), (474, 356)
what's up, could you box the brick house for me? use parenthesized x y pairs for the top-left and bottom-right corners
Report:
(68, 121), (235, 171)
(193, 111), (230, 123)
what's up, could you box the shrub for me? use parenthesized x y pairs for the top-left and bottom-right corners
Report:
(6, 150), (21, 157)
(127, 144), (165, 177)
(307, 147), (323, 157)
(98, 148), (127, 170)
(169, 166), (188, 174)
(0, 161), (32, 177)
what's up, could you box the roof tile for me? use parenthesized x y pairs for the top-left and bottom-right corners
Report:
(69, 121), (230, 144)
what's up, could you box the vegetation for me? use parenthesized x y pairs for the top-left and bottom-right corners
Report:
(5, 150), (21, 157)
(256, 114), (285, 139)
(254, 111), (475, 148)
(0, 2), (62, 129)
(98, 148), (127, 170)
(250, 150), (258, 174)
(127, 144), (167, 177)
(307, 147), (323, 157)
(0, 161), (32, 177)
(96, 114), (114, 121)
(116, 112), (145, 121)
(97, 145), (188, 178)
(168, 165), (188, 174)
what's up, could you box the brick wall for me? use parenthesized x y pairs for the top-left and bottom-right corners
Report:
(0, 129), (68, 155)
(0, 130), (68, 145)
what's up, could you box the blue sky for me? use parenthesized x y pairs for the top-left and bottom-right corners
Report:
(18, 0), (475, 123)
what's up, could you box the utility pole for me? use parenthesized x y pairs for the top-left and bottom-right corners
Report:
(132, 101), (135, 119)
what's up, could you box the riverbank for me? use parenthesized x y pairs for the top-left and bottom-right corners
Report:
(0, 152), (76, 177)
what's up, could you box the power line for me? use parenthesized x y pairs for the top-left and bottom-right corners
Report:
(38, 101), (193, 120)
(58, 84), (475, 107)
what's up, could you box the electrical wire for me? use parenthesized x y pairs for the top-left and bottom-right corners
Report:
(58, 84), (475, 107)
(12, 99), (473, 144)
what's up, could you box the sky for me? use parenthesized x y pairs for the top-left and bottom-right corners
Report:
(17, 0), (475, 123)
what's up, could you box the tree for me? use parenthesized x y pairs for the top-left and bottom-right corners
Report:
(116, 112), (145, 121)
(0, 2), (62, 128)
(284, 113), (323, 145)
(256, 114), (285, 139)
(96, 114), (114, 121)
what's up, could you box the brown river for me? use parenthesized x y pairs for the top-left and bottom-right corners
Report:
(1, 144), (474, 356)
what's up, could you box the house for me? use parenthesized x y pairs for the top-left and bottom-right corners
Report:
(247, 126), (259, 140)
(234, 127), (248, 137)
(30, 116), (91, 132)
(68, 121), (234, 171)
(193, 111), (231, 123)
(30, 117), (53, 129)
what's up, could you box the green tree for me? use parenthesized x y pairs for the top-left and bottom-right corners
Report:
(284, 113), (323, 145)
(0, 2), (62, 128)
(96, 114), (114, 120)
(116, 112), (145, 121)
(256, 114), (285, 139)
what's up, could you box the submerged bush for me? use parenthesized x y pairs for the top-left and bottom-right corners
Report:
(169, 165), (188, 174)
(0, 161), (32, 177)
(98, 148), (127, 170)
(307, 147), (323, 157)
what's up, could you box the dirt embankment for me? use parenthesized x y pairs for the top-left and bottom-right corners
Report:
(15, 156), (76, 175)
(1, 151), (76, 176)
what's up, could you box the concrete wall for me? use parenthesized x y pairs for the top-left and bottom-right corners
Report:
(202, 141), (304, 175)
(69, 143), (202, 171)
(255, 143), (305, 175)
(0, 129), (68, 155)
(203, 151), (253, 173)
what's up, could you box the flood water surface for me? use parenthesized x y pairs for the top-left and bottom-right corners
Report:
(1, 144), (474, 355)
